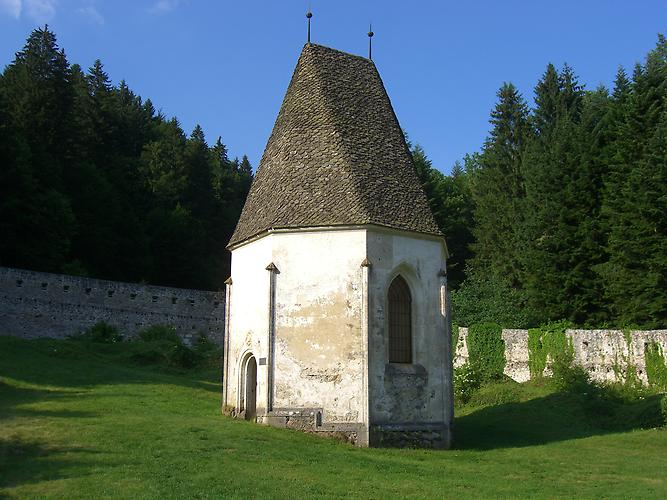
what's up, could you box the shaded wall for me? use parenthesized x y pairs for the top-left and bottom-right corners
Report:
(0, 267), (225, 345)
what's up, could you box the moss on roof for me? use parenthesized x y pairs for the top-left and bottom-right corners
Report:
(229, 43), (441, 247)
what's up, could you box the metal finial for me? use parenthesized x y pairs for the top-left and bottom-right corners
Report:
(306, 10), (312, 44)
(368, 23), (374, 60)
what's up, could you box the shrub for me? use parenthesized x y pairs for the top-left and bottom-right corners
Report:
(132, 326), (220, 370)
(604, 370), (649, 402)
(451, 264), (530, 328)
(467, 380), (522, 407)
(467, 322), (505, 381)
(168, 343), (203, 369)
(129, 341), (171, 365)
(645, 342), (667, 392)
(661, 396), (667, 426)
(451, 324), (460, 357)
(527, 320), (574, 379)
(129, 338), (204, 370)
(581, 382), (665, 430)
(78, 321), (123, 343)
(193, 333), (222, 368)
(454, 364), (481, 405)
(527, 328), (548, 377)
(134, 325), (205, 370)
(137, 325), (181, 345)
(551, 362), (590, 394)
(193, 333), (218, 356)
(526, 321), (590, 393)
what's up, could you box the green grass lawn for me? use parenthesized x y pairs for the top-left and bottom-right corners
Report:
(1, 335), (666, 498)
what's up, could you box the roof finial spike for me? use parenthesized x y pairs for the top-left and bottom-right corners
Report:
(306, 9), (313, 44)
(368, 23), (374, 60)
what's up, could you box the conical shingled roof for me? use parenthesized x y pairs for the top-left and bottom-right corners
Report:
(228, 43), (441, 248)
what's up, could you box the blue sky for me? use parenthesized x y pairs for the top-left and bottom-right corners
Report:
(1, 1), (665, 174)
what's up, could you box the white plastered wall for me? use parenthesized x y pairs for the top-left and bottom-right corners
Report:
(225, 235), (273, 414)
(226, 229), (367, 424)
(225, 226), (453, 434)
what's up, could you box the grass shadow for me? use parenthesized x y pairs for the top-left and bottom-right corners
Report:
(0, 336), (221, 395)
(0, 384), (100, 425)
(0, 436), (109, 490)
(454, 391), (665, 450)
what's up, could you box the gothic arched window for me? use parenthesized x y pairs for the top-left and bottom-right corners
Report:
(388, 275), (412, 363)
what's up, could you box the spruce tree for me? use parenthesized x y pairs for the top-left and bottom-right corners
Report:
(597, 36), (667, 327)
(0, 26), (76, 271)
(412, 146), (474, 288)
(238, 155), (253, 177)
(184, 124), (215, 220)
(522, 64), (610, 324)
(533, 63), (560, 136)
(470, 83), (530, 291)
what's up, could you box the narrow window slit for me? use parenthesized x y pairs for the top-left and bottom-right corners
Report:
(388, 275), (412, 364)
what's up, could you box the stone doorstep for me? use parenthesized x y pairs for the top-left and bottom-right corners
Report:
(263, 408), (366, 428)
(257, 409), (368, 445)
(266, 407), (324, 418)
(260, 408), (322, 430)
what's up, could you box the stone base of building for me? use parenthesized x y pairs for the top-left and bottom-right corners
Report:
(255, 408), (367, 446)
(369, 422), (451, 449)
(225, 406), (450, 449)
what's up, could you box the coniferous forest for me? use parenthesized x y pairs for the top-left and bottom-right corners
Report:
(1, 28), (665, 328)
(0, 27), (252, 291)
(417, 34), (667, 330)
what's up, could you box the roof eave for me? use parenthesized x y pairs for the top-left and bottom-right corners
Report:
(227, 223), (448, 257)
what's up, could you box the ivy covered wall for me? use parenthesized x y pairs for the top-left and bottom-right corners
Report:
(454, 326), (667, 387)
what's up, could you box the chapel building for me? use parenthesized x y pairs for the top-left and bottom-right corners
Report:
(222, 42), (453, 448)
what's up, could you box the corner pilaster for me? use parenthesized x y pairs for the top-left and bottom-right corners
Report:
(438, 267), (453, 444)
(222, 277), (233, 410)
(360, 257), (372, 446)
(265, 262), (279, 413)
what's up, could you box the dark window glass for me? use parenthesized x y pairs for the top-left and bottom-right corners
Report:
(388, 275), (412, 363)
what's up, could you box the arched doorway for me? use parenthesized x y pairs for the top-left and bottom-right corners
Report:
(241, 355), (257, 421)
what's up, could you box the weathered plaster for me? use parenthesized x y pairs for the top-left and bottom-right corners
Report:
(224, 226), (453, 448)
(271, 229), (365, 424)
(224, 229), (367, 434)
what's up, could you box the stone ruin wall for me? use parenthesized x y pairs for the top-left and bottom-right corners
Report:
(454, 327), (667, 385)
(0, 267), (225, 346)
